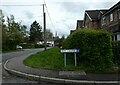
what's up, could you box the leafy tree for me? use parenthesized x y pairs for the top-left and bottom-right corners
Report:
(29, 21), (42, 43)
(2, 14), (28, 51)
(46, 29), (53, 40)
(7, 15), (24, 49)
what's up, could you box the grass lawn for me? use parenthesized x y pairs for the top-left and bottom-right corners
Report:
(23, 47), (82, 70)
(23, 47), (119, 72)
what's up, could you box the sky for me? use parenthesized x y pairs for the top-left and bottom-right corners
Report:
(0, 0), (119, 37)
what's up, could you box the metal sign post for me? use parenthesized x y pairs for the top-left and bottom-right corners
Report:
(61, 49), (80, 67)
(64, 53), (66, 67)
(74, 53), (77, 67)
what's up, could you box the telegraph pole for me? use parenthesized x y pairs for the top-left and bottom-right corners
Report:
(43, 4), (47, 50)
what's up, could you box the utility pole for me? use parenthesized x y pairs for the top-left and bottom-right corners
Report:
(43, 4), (47, 50)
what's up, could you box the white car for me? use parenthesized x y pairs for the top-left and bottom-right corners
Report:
(16, 45), (23, 49)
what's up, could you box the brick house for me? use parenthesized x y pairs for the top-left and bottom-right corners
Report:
(83, 10), (108, 28)
(81, 1), (120, 40)
(70, 20), (84, 34)
(101, 1), (120, 41)
(76, 20), (84, 29)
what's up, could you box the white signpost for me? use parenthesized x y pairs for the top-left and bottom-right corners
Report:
(61, 49), (80, 67)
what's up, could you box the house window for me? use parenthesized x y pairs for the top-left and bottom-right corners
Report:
(102, 16), (106, 25)
(119, 10), (120, 19)
(117, 34), (120, 40)
(115, 35), (117, 41)
(110, 13), (113, 22)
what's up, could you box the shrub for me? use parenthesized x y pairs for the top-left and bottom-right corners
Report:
(20, 43), (35, 49)
(112, 41), (120, 66)
(62, 29), (114, 72)
(35, 44), (45, 48)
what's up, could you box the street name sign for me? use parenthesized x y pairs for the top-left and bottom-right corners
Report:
(61, 49), (80, 53)
(60, 49), (80, 67)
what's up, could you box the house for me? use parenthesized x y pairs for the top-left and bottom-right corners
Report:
(81, 1), (120, 40)
(70, 20), (83, 34)
(83, 10), (108, 28)
(101, 1), (120, 41)
(70, 30), (75, 34)
(76, 20), (84, 29)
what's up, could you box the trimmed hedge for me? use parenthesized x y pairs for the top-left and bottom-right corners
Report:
(112, 41), (120, 66)
(62, 29), (114, 72)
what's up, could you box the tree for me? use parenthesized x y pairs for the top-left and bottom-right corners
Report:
(46, 29), (53, 40)
(7, 15), (24, 49)
(29, 21), (42, 44)
(2, 14), (28, 51)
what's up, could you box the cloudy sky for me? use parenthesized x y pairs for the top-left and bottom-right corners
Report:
(0, 0), (119, 37)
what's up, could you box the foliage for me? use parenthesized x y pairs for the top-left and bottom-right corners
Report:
(46, 29), (53, 40)
(2, 15), (29, 51)
(54, 35), (65, 48)
(20, 43), (35, 49)
(62, 29), (114, 72)
(112, 41), (120, 66)
(29, 21), (42, 44)
(34, 44), (45, 48)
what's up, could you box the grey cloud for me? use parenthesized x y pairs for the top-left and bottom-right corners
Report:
(58, 2), (90, 14)
(98, 2), (116, 8)
(24, 11), (34, 19)
(58, 1), (116, 14)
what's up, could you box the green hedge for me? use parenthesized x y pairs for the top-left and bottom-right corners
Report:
(62, 29), (114, 72)
(35, 44), (45, 48)
(20, 43), (35, 49)
(112, 41), (120, 66)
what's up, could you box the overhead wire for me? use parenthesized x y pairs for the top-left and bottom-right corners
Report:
(43, 0), (56, 29)
(43, 0), (72, 31)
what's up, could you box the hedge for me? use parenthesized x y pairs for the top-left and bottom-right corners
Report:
(112, 41), (120, 66)
(62, 29), (114, 72)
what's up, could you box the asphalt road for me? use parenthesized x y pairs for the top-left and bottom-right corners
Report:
(1, 48), (52, 84)
(1, 48), (63, 85)
(1, 48), (119, 85)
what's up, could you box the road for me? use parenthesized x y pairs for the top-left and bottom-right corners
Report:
(1, 48), (60, 85)
(1, 48), (119, 85)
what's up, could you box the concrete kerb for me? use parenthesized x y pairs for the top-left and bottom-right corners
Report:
(4, 60), (120, 84)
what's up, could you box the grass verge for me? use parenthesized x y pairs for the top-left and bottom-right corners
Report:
(23, 47), (83, 70)
(23, 47), (118, 72)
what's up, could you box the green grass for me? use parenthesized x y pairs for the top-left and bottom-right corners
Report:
(23, 47), (118, 72)
(23, 47), (84, 70)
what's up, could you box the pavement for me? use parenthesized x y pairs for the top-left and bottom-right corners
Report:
(3, 49), (120, 84)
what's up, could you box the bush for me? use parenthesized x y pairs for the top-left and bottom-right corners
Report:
(35, 44), (45, 48)
(20, 43), (35, 49)
(112, 41), (120, 66)
(62, 29), (114, 72)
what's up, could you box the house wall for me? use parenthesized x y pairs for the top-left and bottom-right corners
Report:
(101, 9), (119, 32)
(84, 15), (90, 28)
(101, 8), (120, 41)
(84, 15), (100, 28)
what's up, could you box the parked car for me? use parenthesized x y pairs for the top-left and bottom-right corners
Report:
(16, 45), (23, 49)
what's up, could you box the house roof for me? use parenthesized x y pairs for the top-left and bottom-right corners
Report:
(76, 20), (83, 29)
(85, 10), (100, 21)
(85, 9), (108, 21)
(100, 9), (108, 14)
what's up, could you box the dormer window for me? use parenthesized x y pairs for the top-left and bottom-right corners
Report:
(110, 13), (113, 22)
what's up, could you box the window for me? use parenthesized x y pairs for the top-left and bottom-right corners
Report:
(115, 35), (117, 41)
(117, 34), (120, 40)
(119, 10), (120, 19)
(102, 16), (106, 25)
(110, 13), (113, 22)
